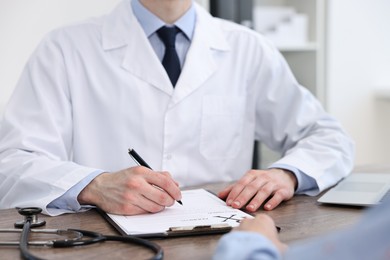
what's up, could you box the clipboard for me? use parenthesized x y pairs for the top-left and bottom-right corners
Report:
(99, 189), (254, 238)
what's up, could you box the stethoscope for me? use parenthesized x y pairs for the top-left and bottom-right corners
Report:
(0, 207), (163, 260)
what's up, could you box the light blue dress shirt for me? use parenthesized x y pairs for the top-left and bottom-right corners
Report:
(131, 0), (195, 67)
(48, 0), (315, 212)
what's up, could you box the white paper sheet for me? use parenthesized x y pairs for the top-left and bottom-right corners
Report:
(106, 189), (254, 235)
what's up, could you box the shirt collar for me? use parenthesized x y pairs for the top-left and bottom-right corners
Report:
(131, 0), (196, 40)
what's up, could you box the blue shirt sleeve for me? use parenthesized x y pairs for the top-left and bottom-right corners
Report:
(213, 231), (282, 260)
(47, 170), (105, 211)
(269, 163), (318, 194)
(284, 197), (390, 260)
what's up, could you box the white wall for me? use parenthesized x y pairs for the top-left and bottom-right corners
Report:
(327, 0), (390, 166)
(0, 0), (122, 115)
(0, 0), (208, 116)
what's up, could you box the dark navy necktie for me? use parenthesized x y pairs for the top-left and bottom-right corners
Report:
(157, 26), (181, 87)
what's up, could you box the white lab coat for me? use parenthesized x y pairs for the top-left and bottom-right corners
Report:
(0, 0), (354, 215)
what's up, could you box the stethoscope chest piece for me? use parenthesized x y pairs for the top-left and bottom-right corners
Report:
(14, 207), (46, 228)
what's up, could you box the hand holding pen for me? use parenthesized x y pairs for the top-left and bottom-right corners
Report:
(128, 148), (183, 205)
(78, 150), (183, 215)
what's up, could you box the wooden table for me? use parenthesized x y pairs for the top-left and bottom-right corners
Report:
(0, 180), (367, 260)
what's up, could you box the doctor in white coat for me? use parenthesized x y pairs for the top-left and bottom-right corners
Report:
(0, 0), (354, 216)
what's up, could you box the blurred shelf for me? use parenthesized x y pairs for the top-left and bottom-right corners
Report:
(277, 42), (318, 52)
(375, 88), (390, 101)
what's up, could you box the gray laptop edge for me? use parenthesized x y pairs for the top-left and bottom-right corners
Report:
(318, 173), (390, 206)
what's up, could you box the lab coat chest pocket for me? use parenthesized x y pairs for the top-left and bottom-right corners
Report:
(200, 95), (246, 160)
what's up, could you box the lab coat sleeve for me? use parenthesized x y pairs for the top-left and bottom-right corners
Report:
(253, 42), (355, 194)
(270, 164), (317, 194)
(213, 231), (282, 260)
(47, 170), (104, 215)
(0, 32), (103, 216)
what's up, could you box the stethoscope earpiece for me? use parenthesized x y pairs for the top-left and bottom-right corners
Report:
(14, 207), (46, 228)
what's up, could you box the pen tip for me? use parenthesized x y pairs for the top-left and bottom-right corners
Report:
(177, 200), (183, 205)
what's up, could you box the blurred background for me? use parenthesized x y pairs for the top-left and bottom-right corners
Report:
(0, 0), (389, 168)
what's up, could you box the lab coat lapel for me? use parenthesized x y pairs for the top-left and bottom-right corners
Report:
(171, 5), (230, 105)
(122, 29), (173, 95)
(102, 1), (173, 95)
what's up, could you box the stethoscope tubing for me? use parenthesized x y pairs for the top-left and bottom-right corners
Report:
(1, 207), (164, 260)
(103, 234), (164, 260)
(0, 228), (83, 246)
(20, 218), (45, 260)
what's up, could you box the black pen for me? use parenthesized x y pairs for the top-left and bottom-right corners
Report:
(128, 148), (183, 205)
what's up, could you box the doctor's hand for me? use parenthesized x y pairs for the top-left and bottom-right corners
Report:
(77, 166), (182, 215)
(235, 214), (288, 253)
(218, 168), (297, 212)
